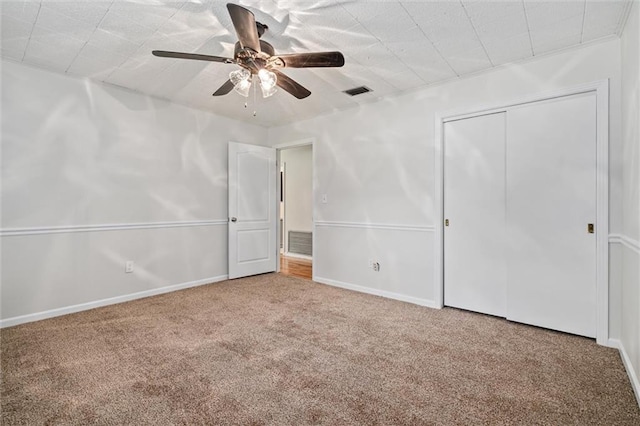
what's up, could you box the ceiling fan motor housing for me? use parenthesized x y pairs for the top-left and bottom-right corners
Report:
(234, 40), (276, 73)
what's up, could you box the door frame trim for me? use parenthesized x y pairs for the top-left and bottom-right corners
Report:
(273, 138), (316, 274)
(434, 80), (610, 345)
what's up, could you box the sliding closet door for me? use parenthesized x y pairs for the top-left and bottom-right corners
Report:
(444, 112), (507, 317)
(506, 93), (597, 337)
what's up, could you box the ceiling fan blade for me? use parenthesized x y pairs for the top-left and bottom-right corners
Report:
(273, 70), (311, 99)
(270, 51), (345, 68)
(212, 79), (235, 96)
(227, 3), (261, 53)
(152, 50), (234, 64)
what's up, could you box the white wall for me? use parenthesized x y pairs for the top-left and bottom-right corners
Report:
(620, 0), (640, 404)
(0, 60), (266, 324)
(268, 39), (623, 314)
(280, 145), (312, 254)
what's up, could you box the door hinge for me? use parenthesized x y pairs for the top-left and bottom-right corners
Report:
(445, 219), (449, 227)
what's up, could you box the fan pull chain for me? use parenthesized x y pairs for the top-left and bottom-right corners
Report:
(252, 75), (257, 117)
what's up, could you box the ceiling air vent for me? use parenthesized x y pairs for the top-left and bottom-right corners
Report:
(343, 86), (372, 96)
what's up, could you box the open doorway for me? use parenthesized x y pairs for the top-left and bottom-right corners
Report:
(277, 143), (313, 280)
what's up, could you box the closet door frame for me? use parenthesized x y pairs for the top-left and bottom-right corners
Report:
(433, 80), (610, 346)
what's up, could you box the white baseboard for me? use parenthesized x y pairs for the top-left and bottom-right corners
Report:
(617, 340), (640, 407)
(607, 338), (620, 349)
(313, 276), (439, 309)
(0, 275), (228, 328)
(283, 252), (312, 260)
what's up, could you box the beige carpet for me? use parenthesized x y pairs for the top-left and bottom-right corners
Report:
(1, 274), (639, 425)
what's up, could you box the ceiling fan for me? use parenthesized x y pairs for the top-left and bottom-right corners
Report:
(152, 3), (345, 100)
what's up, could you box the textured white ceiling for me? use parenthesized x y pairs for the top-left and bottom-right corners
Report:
(1, 0), (632, 127)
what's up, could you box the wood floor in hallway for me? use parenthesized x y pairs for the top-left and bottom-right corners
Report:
(280, 255), (312, 280)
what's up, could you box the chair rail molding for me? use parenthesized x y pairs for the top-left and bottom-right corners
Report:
(0, 220), (228, 237)
(314, 220), (435, 232)
(609, 233), (640, 254)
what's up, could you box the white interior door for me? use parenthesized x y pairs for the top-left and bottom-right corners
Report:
(228, 142), (277, 279)
(444, 112), (507, 317)
(506, 93), (597, 337)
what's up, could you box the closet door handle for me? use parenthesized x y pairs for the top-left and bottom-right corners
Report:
(230, 217), (237, 222)
(587, 223), (594, 234)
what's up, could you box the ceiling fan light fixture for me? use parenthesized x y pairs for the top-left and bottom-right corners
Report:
(258, 69), (277, 98)
(230, 68), (251, 97)
(154, 4), (344, 101)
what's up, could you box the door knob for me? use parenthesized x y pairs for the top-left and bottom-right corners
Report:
(230, 217), (237, 222)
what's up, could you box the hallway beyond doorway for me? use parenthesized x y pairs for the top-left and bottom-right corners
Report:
(280, 256), (312, 280)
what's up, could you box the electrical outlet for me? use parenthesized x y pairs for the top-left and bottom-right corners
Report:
(373, 262), (380, 272)
(125, 261), (134, 273)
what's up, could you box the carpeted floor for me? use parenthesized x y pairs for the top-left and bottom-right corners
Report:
(1, 274), (639, 425)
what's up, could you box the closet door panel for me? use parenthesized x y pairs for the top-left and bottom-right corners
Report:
(506, 93), (597, 337)
(444, 112), (507, 317)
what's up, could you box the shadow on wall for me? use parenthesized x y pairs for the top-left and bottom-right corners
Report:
(2, 71), (232, 228)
